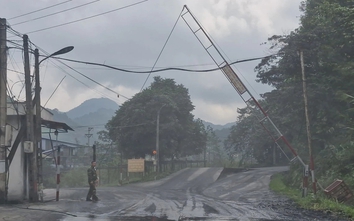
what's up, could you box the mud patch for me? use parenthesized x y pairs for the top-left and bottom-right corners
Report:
(62, 216), (174, 221)
(202, 203), (219, 214)
(144, 203), (156, 213)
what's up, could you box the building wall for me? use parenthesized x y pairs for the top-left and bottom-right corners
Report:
(5, 101), (54, 202)
(6, 116), (25, 202)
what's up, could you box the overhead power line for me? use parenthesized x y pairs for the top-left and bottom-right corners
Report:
(60, 59), (130, 100)
(31, 42), (123, 102)
(6, 25), (24, 38)
(8, 0), (73, 20)
(12, 0), (101, 26)
(140, 7), (183, 91)
(7, 69), (24, 75)
(25, 0), (148, 34)
(52, 55), (273, 74)
(43, 76), (66, 108)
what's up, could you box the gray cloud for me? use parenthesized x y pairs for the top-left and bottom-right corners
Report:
(2, 0), (302, 124)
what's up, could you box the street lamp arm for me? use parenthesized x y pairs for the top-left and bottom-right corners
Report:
(158, 104), (167, 113)
(38, 46), (74, 65)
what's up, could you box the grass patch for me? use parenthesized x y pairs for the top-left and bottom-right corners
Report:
(270, 173), (354, 219)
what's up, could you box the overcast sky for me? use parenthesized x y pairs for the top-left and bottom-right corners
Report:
(2, 0), (303, 125)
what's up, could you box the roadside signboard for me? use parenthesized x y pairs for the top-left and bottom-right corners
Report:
(128, 159), (145, 173)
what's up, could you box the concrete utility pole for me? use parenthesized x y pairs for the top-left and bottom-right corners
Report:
(0, 18), (7, 203)
(34, 48), (43, 201)
(300, 50), (316, 195)
(23, 34), (38, 202)
(204, 145), (207, 167)
(156, 104), (166, 173)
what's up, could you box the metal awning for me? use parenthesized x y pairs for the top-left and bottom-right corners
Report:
(41, 119), (74, 132)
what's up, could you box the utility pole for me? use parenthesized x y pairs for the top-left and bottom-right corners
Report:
(85, 127), (93, 147)
(0, 18), (7, 203)
(156, 104), (166, 173)
(92, 145), (96, 162)
(273, 144), (276, 165)
(300, 50), (316, 195)
(34, 48), (43, 201)
(156, 112), (160, 173)
(203, 145), (206, 167)
(24, 34), (38, 202)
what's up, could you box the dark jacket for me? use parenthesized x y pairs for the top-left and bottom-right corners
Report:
(87, 166), (98, 183)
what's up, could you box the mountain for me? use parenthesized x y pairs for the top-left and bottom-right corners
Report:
(202, 120), (235, 130)
(202, 120), (235, 143)
(48, 98), (119, 145)
(66, 98), (119, 119)
(50, 108), (79, 128)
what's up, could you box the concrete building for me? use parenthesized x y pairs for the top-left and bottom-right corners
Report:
(3, 99), (73, 202)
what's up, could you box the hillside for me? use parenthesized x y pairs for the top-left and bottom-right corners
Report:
(202, 120), (235, 130)
(202, 120), (235, 142)
(67, 97), (119, 119)
(48, 98), (119, 145)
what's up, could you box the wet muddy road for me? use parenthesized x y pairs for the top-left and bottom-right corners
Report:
(2, 166), (349, 220)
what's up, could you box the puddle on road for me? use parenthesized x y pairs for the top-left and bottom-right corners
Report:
(62, 216), (170, 221)
(61, 215), (279, 221)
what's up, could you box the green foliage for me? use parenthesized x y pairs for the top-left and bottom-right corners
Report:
(107, 76), (207, 159)
(61, 168), (88, 188)
(270, 173), (354, 219)
(94, 130), (122, 168)
(43, 174), (56, 189)
(224, 104), (290, 166)
(43, 166), (88, 188)
(225, 0), (354, 185)
(206, 126), (229, 167)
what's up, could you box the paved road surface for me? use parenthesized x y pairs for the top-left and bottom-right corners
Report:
(0, 166), (348, 220)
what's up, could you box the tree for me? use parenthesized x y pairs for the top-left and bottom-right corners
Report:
(94, 130), (122, 167)
(205, 126), (228, 166)
(225, 105), (282, 167)
(252, 0), (354, 186)
(224, 1), (354, 169)
(106, 76), (207, 160)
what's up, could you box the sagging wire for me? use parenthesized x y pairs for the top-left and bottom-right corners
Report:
(31, 41), (126, 101)
(53, 55), (273, 74)
(140, 7), (184, 91)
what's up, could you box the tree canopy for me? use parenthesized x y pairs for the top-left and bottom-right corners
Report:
(106, 76), (207, 160)
(225, 0), (354, 188)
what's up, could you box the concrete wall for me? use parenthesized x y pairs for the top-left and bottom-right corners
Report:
(4, 101), (54, 201)
(6, 116), (25, 202)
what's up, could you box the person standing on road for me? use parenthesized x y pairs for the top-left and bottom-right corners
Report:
(86, 161), (99, 201)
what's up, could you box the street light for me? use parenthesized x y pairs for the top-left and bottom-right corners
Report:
(34, 46), (74, 140)
(156, 104), (167, 174)
(34, 46), (73, 202)
(38, 46), (74, 65)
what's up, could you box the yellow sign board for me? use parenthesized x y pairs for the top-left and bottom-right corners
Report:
(128, 159), (145, 173)
(221, 64), (247, 95)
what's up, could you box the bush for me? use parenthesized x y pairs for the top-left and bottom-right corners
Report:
(60, 168), (88, 188)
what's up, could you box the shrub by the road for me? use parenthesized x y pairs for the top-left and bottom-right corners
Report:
(61, 168), (88, 187)
(270, 173), (354, 220)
